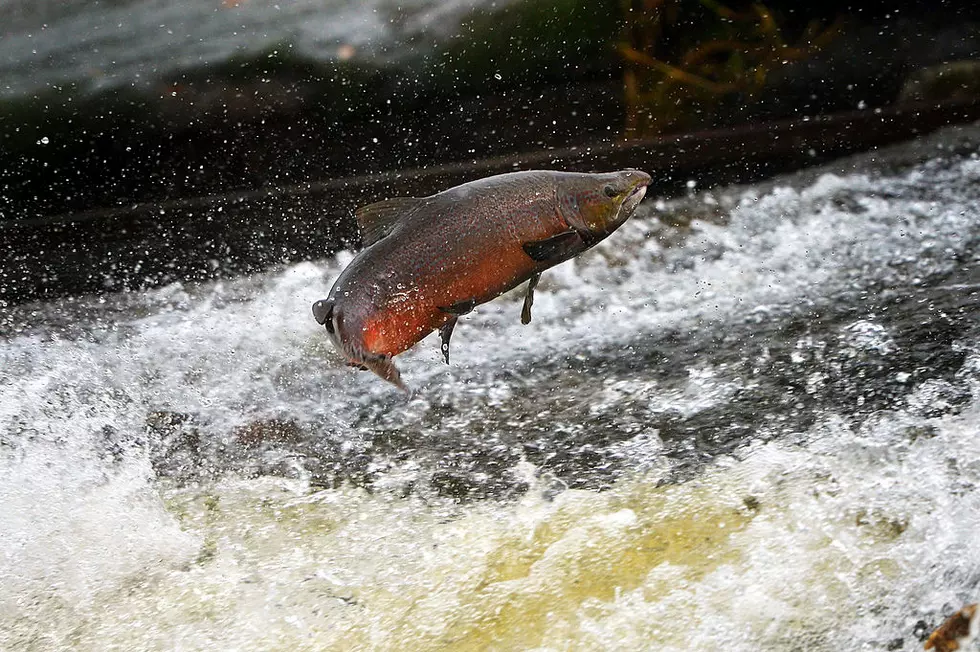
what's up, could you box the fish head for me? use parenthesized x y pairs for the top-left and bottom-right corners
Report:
(558, 169), (652, 242)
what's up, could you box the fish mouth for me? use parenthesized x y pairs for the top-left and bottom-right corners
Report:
(627, 183), (648, 202)
(619, 182), (648, 218)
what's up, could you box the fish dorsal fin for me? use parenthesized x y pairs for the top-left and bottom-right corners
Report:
(355, 197), (423, 246)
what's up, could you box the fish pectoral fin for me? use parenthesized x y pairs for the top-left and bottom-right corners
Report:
(521, 273), (541, 325)
(438, 298), (477, 316)
(439, 316), (458, 365)
(355, 197), (424, 246)
(522, 230), (583, 263)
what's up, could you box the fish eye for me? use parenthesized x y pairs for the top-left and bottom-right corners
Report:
(603, 185), (617, 198)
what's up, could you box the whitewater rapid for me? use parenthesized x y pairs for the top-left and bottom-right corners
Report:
(2, 126), (980, 650)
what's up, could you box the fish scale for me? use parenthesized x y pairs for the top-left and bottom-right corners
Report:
(313, 169), (651, 390)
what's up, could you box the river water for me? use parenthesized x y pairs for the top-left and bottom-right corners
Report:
(3, 126), (980, 650)
(0, 0), (498, 99)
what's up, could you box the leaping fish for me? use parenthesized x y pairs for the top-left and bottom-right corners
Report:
(312, 169), (652, 391)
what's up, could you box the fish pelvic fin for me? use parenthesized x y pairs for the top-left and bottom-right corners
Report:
(312, 298), (334, 332)
(439, 316), (458, 364)
(355, 197), (425, 246)
(438, 298), (476, 316)
(521, 273), (541, 325)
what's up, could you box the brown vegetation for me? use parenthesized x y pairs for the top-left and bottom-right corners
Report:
(925, 604), (977, 652)
(619, 0), (842, 138)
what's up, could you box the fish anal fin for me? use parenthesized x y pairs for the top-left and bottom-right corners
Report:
(522, 230), (583, 263)
(521, 273), (541, 325)
(438, 298), (477, 316)
(355, 197), (423, 247)
(439, 316), (458, 365)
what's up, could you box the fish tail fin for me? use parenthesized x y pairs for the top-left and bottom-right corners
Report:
(312, 298), (335, 332)
(364, 354), (410, 394)
(314, 298), (350, 358)
(315, 302), (409, 394)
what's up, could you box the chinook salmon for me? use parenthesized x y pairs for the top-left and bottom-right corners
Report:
(312, 169), (652, 391)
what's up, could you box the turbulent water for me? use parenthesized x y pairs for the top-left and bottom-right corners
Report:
(0, 0), (498, 99)
(3, 126), (980, 650)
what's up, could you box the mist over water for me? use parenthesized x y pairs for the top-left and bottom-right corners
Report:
(3, 127), (980, 649)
